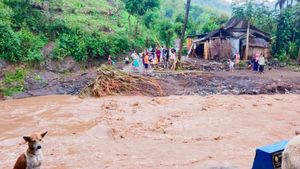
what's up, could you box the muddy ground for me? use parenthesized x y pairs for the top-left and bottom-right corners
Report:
(0, 95), (299, 169)
(1, 58), (299, 99)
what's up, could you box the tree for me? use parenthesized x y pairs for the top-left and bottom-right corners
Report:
(275, 0), (288, 10)
(123, 0), (160, 34)
(232, 0), (272, 60)
(155, 19), (175, 60)
(178, 0), (191, 61)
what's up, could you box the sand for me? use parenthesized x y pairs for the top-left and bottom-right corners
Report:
(0, 95), (299, 169)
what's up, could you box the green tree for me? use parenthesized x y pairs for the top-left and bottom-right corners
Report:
(232, 0), (273, 60)
(0, 22), (21, 62)
(155, 19), (175, 59)
(123, 0), (160, 34)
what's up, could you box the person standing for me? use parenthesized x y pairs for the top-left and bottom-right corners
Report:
(156, 47), (161, 63)
(253, 53), (260, 72)
(143, 53), (150, 72)
(107, 55), (112, 65)
(132, 52), (140, 70)
(235, 52), (240, 64)
(258, 55), (266, 73)
(170, 48), (176, 61)
(229, 59), (235, 72)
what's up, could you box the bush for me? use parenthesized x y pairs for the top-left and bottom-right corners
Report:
(0, 22), (21, 62)
(84, 33), (109, 58)
(2, 68), (27, 96)
(108, 33), (130, 55)
(54, 31), (87, 61)
(237, 60), (247, 68)
(17, 28), (46, 62)
(276, 51), (288, 62)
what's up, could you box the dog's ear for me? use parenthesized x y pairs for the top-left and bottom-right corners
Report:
(41, 131), (48, 138)
(23, 136), (31, 142)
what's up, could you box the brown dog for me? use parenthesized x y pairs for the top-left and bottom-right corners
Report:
(13, 132), (48, 169)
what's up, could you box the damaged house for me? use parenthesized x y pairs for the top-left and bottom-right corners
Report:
(187, 18), (271, 60)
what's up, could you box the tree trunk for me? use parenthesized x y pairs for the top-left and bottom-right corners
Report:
(297, 46), (300, 64)
(135, 17), (140, 37)
(128, 15), (131, 33)
(178, 0), (191, 61)
(245, 21), (250, 60)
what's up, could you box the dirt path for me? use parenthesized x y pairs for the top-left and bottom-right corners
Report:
(0, 95), (299, 169)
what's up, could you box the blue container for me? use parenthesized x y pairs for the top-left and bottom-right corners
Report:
(252, 140), (288, 169)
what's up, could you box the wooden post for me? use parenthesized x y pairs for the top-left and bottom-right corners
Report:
(245, 21), (250, 60)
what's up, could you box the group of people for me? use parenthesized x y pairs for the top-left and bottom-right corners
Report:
(249, 53), (266, 73)
(229, 52), (266, 73)
(123, 47), (177, 73)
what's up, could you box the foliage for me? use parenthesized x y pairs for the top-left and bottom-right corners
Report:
(237, 60), (247, 68)
(2, 68), (27, 96)
(123, 0), (160, 16)
(54, 31), (87, 61)
(84, 33), (108, 58)
(108, 32), (131, 56)
(274, 4), (300, 59)
(17, 28), (46, 62)
(0, 22), (21, 62)
(155, 19), (175, 48)
(202, 15), (229, 33)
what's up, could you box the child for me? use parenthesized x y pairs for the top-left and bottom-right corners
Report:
(258, 56), (266, 73)
(143, 53), (150, 72)
(125, 56), (130, 65)
(107, 55), (112, 65)
(229, 59), (234, 72)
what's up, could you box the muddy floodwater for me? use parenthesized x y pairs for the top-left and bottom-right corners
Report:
(0, 95), (299, 169)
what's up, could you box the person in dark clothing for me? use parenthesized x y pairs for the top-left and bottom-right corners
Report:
(253, 53), (259, 72)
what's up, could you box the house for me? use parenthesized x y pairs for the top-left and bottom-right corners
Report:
(187, 18), (271, 60)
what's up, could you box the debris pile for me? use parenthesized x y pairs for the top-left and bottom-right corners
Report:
(80, 65), (163, 97)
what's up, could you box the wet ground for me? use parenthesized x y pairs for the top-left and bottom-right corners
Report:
(1, 57), (299, 99)
(0, 95), (299, 169)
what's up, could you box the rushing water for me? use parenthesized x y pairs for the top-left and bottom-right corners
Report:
(0, 95), (299, 169)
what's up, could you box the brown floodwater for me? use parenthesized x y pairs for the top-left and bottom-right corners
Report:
(0, 95), (299, 169)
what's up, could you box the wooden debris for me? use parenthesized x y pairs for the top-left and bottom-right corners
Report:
(80, 65), (164, 97)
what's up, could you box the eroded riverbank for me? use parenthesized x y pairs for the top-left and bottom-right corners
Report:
(0, 95), (299, 169)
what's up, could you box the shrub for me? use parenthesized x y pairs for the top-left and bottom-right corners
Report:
(276, 50), (288, 62)
(108, 33), (130, 55)
(54, 31), (87, 61)
(237, 60), (247, 68)
(2, 68), (27, 96)
(84, 33), (109, 58)
(17, 28), (46, 62)
(0, 21), (21, 62)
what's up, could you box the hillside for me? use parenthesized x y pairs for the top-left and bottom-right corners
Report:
(192, 0), (231, 13)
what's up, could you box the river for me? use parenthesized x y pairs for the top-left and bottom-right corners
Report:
(0, 95), (299, 169)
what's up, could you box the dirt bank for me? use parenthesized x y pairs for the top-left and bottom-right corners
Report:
(0, 95), (299, 169)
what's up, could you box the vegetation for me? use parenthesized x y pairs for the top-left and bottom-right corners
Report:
(232, 0), (300, 63)
(0, 68), (27, 96)
(0, 0), (298, 65)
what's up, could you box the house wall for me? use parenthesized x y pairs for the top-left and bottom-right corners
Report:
(208, 38), (231, 60)
(243, 46), (267, 59)
(229, 38), (240, 56)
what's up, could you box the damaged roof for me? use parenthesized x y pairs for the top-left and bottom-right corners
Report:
(189, 17), (271, 43)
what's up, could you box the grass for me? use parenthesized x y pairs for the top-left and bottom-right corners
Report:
(1, 68), (27, 96)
